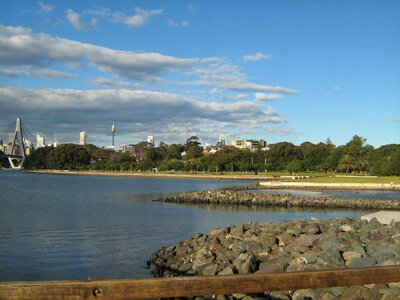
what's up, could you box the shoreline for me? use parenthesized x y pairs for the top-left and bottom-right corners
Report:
(150, 217), (400, 299)
(23, 169), (400, 190)
(259, 181), (400, 191)
(23, 169), (278, 181)
(159, 190), (400, 210)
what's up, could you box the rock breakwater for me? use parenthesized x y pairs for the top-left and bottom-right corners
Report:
(159, 190), (400, 210)
(151, 217), (400, 299)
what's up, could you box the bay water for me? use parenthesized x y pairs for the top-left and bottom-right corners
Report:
(0, 171), (367, 281)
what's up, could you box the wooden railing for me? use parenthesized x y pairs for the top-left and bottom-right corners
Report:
(1, 266), (400, 299)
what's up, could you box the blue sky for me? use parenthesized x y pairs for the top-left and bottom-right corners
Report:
(0, 0), (399, 148)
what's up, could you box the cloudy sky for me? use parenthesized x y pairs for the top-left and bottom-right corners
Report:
(0, 1), (399, 148)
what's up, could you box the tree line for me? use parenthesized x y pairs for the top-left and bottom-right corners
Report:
(15, 135), (400, 176)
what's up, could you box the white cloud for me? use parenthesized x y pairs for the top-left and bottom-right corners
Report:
(66, 9), (96, 31)
(244, 52), (273, 62)
(0, 87), (281, 131)
(38, 1), (53, 13)
(0, 66), (76, 78)
(391, 117), (400, 122)
(168, 19), (190, 28)
(188, 59), (299, 94)
(209, 88), (222, 96)
(188, 4), (198, 11)
(224, 93), (248, 101)
(0, 25), (195, 81)
(122, 8), (163, 27)
(87, 77), (137, 89)
(333, 85), (341, 90)
(255, 92), (283, 101)
(0, 25), (299, 94)
(265, 127), (300, 135)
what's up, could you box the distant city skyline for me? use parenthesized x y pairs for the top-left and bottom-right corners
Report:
(0, 1), (399, 147)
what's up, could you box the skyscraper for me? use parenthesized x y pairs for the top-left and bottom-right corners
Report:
(79, 131), (88, 145)
(36, 134), (45, 148)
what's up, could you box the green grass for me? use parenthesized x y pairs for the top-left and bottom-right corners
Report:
(293, 176), (400, 184)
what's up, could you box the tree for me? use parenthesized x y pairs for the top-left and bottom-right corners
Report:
(46, 144), (90, 170)
(83, 144), (113, 162)
(24, 146), (54, 169)
(265, 142), (302, 171)
(287, 159), (305, 173)
(144, 147), (165, 168)
(344, 135), (370, 172)
(185, 136), (203, 159)
(166, 144), (184, 160)
(338, 154), (357, 173)
(0, 151), (10, 168)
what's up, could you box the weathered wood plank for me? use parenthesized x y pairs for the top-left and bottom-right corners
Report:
(1, 266), (400, 300)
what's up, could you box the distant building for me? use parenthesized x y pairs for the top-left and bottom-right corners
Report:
(232, 139), (269, 151)
(147, 135), (154, 146)
(36, 134), (45, 149)
(219, 135), (227, 146)
(24, 138), (33, 156)
(79, 131), (88, 145)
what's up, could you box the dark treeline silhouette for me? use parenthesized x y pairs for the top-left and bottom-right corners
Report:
(20, 135), (400, 176)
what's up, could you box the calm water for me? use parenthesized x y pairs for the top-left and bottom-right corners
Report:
(0, 171), (366, 281)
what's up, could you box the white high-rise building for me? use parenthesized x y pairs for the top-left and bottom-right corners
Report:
(147, 135), (154, 146)
(79, 131), (88, 145)
(36, 134), (45, 149)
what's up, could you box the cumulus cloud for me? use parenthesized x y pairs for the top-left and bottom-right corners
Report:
(0, 25), (195, 81)
(38, 1), (53, 13)
(0, 66), (75, 78)
(0, 26), (299, 94)
(188, 59), (299, 94)
(209, 88), (222, 96)
(265, 127), (300, 135)
(87, 77), (137, 89)
(168, 19), (190, 27)
(0, 87), (284, 141)
(66, 9), (96, 31)
(114, 8), (163, 27)
(244, 52), (273, 62)
(255, 92), (283, 101)
(224, 93), (248, 101)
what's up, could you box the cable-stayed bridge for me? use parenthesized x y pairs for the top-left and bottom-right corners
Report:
(0, 118), (31, 170)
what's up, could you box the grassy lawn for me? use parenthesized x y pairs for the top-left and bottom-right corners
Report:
(293, 176), (400, 184)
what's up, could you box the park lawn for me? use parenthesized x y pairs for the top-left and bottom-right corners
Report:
(293, 176), (400, 185)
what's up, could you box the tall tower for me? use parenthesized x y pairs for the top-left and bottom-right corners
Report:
(79, 131), (88, 145)
(36, 134), (45, 148)
(111, 122), (116, 149)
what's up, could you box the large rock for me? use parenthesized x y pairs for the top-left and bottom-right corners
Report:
(150, 217), (400, 299)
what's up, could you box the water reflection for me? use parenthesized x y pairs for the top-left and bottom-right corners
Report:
(0, 171), (378, 281)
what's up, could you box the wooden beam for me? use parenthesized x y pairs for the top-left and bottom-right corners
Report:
(1, 266), (400, 299)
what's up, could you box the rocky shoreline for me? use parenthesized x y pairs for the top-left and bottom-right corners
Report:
(158, 190), (400, 210)
(150, 217), (400, 299)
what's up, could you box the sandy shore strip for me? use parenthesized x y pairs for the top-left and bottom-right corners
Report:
(24, 169), (272, 181)
(259, 181), (400, 191)
(23, 170), (400, 190)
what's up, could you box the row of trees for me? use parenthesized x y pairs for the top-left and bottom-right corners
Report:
(18, 135), (400, 176)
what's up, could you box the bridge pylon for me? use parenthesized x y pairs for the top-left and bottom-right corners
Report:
(8, 118), (26, 170)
